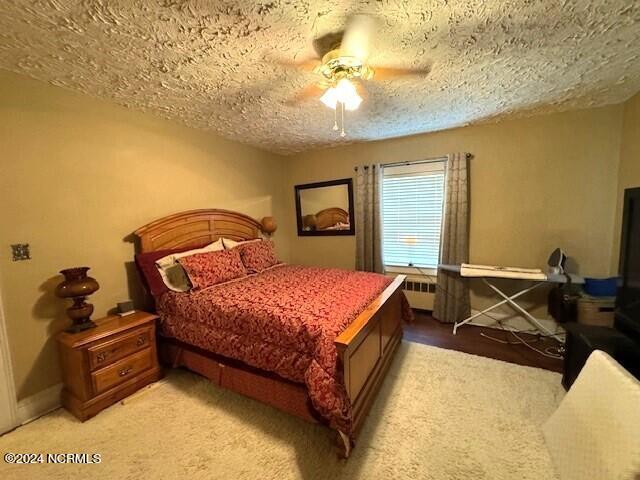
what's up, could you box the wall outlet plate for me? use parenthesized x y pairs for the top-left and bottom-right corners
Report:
(11, 244), (30, 261)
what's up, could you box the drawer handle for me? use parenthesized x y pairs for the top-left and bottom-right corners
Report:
(119, 366), (133, 377)
(96, 352), (107, 363)
(136, 335), (145, 347)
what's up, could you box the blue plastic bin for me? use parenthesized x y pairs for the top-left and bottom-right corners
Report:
(583, 277), (618, 297)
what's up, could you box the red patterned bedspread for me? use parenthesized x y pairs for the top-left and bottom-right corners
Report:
(157, 264), (410, 435)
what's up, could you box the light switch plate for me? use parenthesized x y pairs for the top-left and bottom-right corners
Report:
(11, 244), (30, 261)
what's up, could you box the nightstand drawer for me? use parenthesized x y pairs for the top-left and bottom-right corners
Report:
(88, 326), (151, 370)
(92, 347), (153, 394)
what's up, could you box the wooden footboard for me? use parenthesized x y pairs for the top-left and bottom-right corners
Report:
(334, 275), (406, 455)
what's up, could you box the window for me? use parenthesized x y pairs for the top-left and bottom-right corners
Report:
(382, 160), (446, 269)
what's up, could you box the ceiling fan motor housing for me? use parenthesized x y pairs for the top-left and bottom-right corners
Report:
(316, 49), (373, 83)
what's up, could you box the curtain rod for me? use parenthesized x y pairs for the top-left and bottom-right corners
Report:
(354, 153), (473, 171)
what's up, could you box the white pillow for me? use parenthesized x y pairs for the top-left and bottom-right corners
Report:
(155, 240), (224, 292)
(222, 238), (261, 249)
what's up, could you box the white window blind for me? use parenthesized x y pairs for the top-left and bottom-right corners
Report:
(382, 161), (445, 268)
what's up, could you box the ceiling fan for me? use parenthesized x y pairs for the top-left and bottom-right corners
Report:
(279, 15), (431, 136)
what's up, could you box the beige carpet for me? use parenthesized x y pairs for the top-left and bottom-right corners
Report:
(0, 342), (564, 480)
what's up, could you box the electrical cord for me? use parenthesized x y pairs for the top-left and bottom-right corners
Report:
(506, 329), (564, 360)
(478, 317), (564, 359)
(479, 332), (543, 345)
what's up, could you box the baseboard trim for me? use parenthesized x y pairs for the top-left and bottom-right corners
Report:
(17, 383), (62, 425)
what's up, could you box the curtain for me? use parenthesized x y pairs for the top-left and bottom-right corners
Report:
(433, 153), (471, 323)
(354, 164), (383, 273)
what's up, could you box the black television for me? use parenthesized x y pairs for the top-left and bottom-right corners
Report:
(616, 187), (640, 342)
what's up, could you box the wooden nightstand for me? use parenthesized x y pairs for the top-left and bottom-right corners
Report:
(56, 310), (162, 421)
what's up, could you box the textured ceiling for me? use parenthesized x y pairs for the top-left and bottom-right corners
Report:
(0, 1), (639, 155)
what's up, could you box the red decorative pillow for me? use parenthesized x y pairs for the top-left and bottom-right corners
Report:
(237, 240), (279, 273)
(178, 249), (247, 290)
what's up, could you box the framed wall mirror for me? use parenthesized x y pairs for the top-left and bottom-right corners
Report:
(295, 178), (355, 236)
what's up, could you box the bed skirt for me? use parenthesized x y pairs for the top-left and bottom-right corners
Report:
(159, 336), (323, 424)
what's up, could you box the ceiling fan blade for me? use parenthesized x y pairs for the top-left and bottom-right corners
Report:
(341, 14), (376, 61)
(354, 81), (369, 102)
(369, 65), (431, 81)
(284, 83), (325, 106)
(313, 31), (345, 59)
(271, 56), (319, 72)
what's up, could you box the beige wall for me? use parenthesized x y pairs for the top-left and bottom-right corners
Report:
(0, 70), (288, 400)
(612, 92), (640, 272)
(284, 105), (625, 319)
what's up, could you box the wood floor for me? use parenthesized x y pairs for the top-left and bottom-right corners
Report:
(404, 310), (564, 373)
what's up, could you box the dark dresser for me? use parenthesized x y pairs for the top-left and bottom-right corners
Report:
(563, 322), (640, 390)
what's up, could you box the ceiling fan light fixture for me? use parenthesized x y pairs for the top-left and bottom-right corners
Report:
(320, 86), (339, 109)
(320, 78), (362, 111)
(343, 95), (362, 111)
(335, 78), (362, 111)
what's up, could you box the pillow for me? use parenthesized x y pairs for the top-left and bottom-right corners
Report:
(237, 240), (279, 273)
(135, 243), (208, 298)
(155, 240), (224, 292)
(178, 249), (247, 290)
(222, 238), (261, 249)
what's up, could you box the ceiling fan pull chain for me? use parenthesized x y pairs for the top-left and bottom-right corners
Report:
(333, 106), (338, 131)
(340, 101), (346, 137)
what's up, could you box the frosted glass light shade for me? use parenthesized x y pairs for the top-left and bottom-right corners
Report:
(319, 79), (362, 111)
(320, 87), (338, 109)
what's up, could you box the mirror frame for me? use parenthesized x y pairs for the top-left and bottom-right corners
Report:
(294, 178), (355, 236)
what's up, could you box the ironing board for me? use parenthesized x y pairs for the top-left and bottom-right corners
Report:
(439, 264), (584, 341)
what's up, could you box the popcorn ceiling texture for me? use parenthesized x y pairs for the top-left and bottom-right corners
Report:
(0, 0), (639, 155)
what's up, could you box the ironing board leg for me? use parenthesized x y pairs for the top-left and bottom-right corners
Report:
(453, 299), (510, 334)
(484, 281), (563, 341)
(453, 280), (543, 335)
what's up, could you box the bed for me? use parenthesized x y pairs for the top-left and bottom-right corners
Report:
(134, 209), (408, 456)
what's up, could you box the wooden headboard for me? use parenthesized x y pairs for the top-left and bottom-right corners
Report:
(134, 209), (276, 253)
